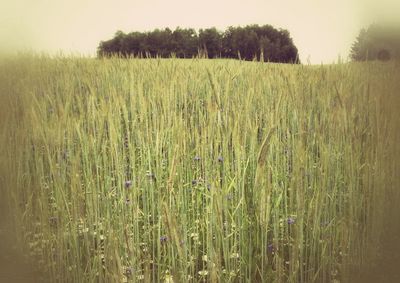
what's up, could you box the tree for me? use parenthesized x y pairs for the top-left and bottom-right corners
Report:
(97, 25), (300, 63)
(350, 24), (400, 61)
(199, 28), (222, 58)
(97, 31), (126, 57)
(173, 28), (198, 58)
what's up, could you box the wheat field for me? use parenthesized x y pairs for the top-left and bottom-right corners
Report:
(0, 56), (399, 282)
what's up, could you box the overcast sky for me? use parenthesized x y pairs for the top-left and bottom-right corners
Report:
(1, 0), (399, 63)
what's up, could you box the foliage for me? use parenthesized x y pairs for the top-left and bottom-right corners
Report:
(1, 56), (400, 282)
(350, 24), (400, 61)
(98, 25), (299, 63)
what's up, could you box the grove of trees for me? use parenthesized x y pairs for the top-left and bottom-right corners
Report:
(350, 24), (400, 61)
(97, 25), (300, 63)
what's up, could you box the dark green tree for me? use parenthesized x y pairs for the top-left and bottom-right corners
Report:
(98, 31), (126, 57)
(198, 28), (223, 58)
(97, 25), (299, 63)
(350, 24), (400, 61)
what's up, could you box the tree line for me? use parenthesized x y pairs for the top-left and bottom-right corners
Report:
(97, 25), (300, 63)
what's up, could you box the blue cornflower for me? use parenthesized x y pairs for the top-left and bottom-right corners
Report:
(160, 235), (168, 243)
(287, 217), (295, 225)
(125, 180), (132, 188)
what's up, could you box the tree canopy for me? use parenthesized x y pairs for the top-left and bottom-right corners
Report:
(350, 24), (400, 61)
(97, 25), (300, 63)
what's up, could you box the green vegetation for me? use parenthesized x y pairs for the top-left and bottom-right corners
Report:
(0, 56), (399, 282)
(98, 25), (299, 63)
(351, 24), (400, 61)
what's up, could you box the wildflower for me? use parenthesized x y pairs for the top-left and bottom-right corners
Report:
(226, 194), (233, 201)
(267, 244), (274, 252)
(124, 266), (133, 277)
(193, 155), (201, 161)
(62, 150), (69, 160)
(287, 217), (295, 225)
(125, 180), (132, 189)
(160, 235), (168, 243)
(217, 156), (224, 162)
(320, 220), (331, 227)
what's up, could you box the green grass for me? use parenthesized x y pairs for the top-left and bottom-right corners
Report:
(0, 56), (399, 282)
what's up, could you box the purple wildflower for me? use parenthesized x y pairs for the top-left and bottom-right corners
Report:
(160, 235), (168, 243)
(287, 217), (295, 225)
(62, 150), (69, 160)
(217, 156), (224, 162)
(193, 155), (201, 161)
(125, 180), (132, 189)
(267, 244), (274, 252)
(124, 266), (133, 276)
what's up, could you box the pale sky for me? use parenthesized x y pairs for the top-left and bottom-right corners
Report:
(1, 0), (399, 63)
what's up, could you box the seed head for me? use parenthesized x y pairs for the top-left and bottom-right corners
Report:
(146, 172), (156, 180)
